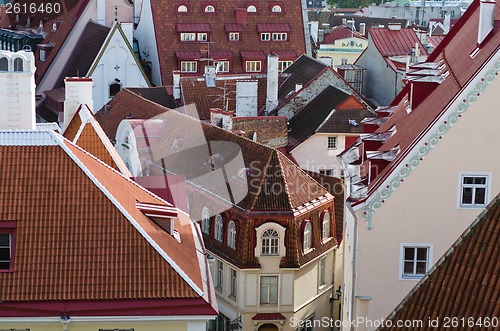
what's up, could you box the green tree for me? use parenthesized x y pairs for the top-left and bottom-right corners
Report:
(328, 0), (383, 9)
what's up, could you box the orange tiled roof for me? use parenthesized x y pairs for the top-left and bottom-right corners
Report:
(379, 194), (500, 329)
(0, 130), (210, 303)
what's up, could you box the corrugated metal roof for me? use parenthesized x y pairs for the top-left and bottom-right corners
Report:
(0, 130), (59, 146)
(370, 28), (426, 57)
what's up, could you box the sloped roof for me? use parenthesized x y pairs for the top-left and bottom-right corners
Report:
(321, 25), (367, 45)
(95, 88), (170, 140)
(343, 0), (500, 205)
(379, 194), (500, 330)
(128, 87), (176, 109)
(0, 130), (214, 307)
(63, 104), (131, 176)
(369, 27), (426, 57)
(55, 21), (110, 88)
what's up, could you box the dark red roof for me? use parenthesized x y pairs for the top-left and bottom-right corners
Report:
(176, 51), (202, 60)
(240, 50), (266, 60)
(379, 194), (500, 330)
(252, 313), (287, 320)
(369, 27), (426, 57)
(321, 25), (366, 45)
(210, 51), (233, 59)
(224, 23), (243, 32)
(176, 23), (211, 32)
(256, 23), (291, 32)
(271, 49), (297, 59)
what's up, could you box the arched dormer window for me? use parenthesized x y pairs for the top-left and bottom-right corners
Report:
(227, 220), (237, 249)
(247, 5), (257, 13)
(204, 5), (215, 12)
(201, 207), (210, 235)
(0, 57), (8, 71)
(215, 214), (224, 242)
(322, 211), (331, 240)
(261, 229), (279, 255)
(13, 58), (23, 72)
(303, 221), (312, 251)
(271, 5), (282, 12)
(177, 5), (188, 12)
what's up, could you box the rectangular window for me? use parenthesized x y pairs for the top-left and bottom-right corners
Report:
(278, 60), (293, 72)
(351, 82), (362, 94)
(400, 245), (432, 279)
(180, 32), (196, 41)
(353, 70), (362, 82)
(341, 58), (348, 65)
(246, 61), (261, 72)
(319, 169), (334, 176)
(40, 49), (45, 62)
(230, 268), (237, 299)
(260, 33), (271, 41)
(272, 32), (287, 41)
(319, 257), (326, 286)
(181, 61), (197, 73)
(459, 174), (490, 208)
(0, 233), (11, 270)
(229, 32), (240, 41)
(260, 275), (278, 304)
(327, 136), (337, 150)
(197, 33), (208, 41)
(216, 260), (224, 291)
(215, 61), (230, 73)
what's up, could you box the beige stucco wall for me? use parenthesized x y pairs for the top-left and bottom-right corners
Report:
(316, 37), (367, 67)
(350, 65), (500, 329)
(0, 321), (192, 331)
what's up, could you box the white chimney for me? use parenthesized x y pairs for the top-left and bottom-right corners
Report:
(443, 14), (451, 35)
(266, 53), (279, 115)
(478, 0), (495, 45)
(173, 71), (181, 100)
(236, 80), (258, 117)
(97, 0), (106, 25)
(310, 21), (319, 44)
(64, 77), (93, 130)
(360, 23), (366, 36)
(388, 23), (401, 31)
(0, 50), (36, 130)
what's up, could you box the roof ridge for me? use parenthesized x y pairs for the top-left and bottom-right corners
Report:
(249, 149), (276, 210)
(272, 150), (293, 209)
(50, 131), (204, 296)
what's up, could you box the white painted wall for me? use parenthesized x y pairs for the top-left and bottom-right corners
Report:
(134, 0), (162, 85)
(346, 57), (500, 330)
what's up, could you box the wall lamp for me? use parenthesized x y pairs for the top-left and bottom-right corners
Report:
(330, 286), (342, 302)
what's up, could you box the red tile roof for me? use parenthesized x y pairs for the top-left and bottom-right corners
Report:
(0, 130), (214, 309)
(240, 50), (267, 60)
(343, 0), (500, 203)
(176, 51), (202, 60)
(256, 23), (291, 32)
(176, 23), (211, 32)
(321, 25), (367, 45)
(150, 0), (306, 84)
(252, 313), (286, 320)
(271, 49), (297, 59)
(379, 194), (500, 330)
(369, 27), (426, 57)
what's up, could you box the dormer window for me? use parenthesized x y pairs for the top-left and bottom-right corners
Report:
(227, 220), (237, 249)
(271, 5), (282, 12)
(177, 5), (188, 12)
(247, 5), (257, 13)
(204, 5), (215, 12)
(303, 222), (312, 251)
(261, 229), (279, 255)
(0, 233), (13, 270)
(201, 207), (210, 235)
(322, 212), (331, 240)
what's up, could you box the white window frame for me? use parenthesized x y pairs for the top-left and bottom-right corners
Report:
(457, 172), (491, 209)
(201, 207), (210, 235)
(204, 5), (215, 12)
(40, 49), (45, 62)
(272, 32), (287, 41)
(399, 244), (433, 280)
(180, 61), (197, 73)
(246, 60), (261, 72)
(259, 275), (279, 305)
(261, 228), (279, 255)
(215, 61), (230, 73)
(271, 5), (282, 12)
(278, 60), (292, 72)
(303, 222), (312, 251)
(319, 256), (326, 287)
(341, 58), (348, 65)
(260, 32), (271, 41)
(0, 233), (12, 270)
(197, 33), (208, 41)
(322, 212), (331, 240)
(327, 136), (337, 150)
(216, 259), (224, 291)
(229, 32), (240, 41)
(177, 5), (188, 12)
(180, 32), (196, 41)
(227, 220), (236, 249)
(247, 5), (257, 13)
(229, 268), (237, 299)
(215, 214), (223, 242)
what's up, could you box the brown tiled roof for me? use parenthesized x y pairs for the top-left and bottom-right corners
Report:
(63, 105), (131, 175)
(127, 87), (176, 109)
(0, 130), (211, 303)
(378, 194), (500, 330)
(55, 21), (110, 88)
(317, 109), (375, 134)
(150, 0), (307, 85)
(95, 88), (170, 139)
(278, 55), (327, 102)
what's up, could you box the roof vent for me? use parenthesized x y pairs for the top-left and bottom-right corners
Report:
(478, 0), (496, 45)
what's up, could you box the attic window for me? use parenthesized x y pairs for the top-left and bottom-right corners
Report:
(0, 222), (16, 272)
(136, 202), (178, 236)
(271, 5), (282, 12)
(204, 5), (215, 12)
(247, 5), (257, 13)
(177, 5), (188, 12)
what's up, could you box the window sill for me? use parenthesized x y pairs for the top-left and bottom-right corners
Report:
(322, 237), (334, 244)
(228, 294), (237, 301)
(458, 204), (487, 209)
(303, 247), (315, 255)
(400, 274), (424, 280)
(215, 286), (223, 292)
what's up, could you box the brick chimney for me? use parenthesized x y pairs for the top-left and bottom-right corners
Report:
(0, 50), (36, 130)
(266, 53), (279, 114)
(478, 0), (496, 45)
(64, 77), (93, 130)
